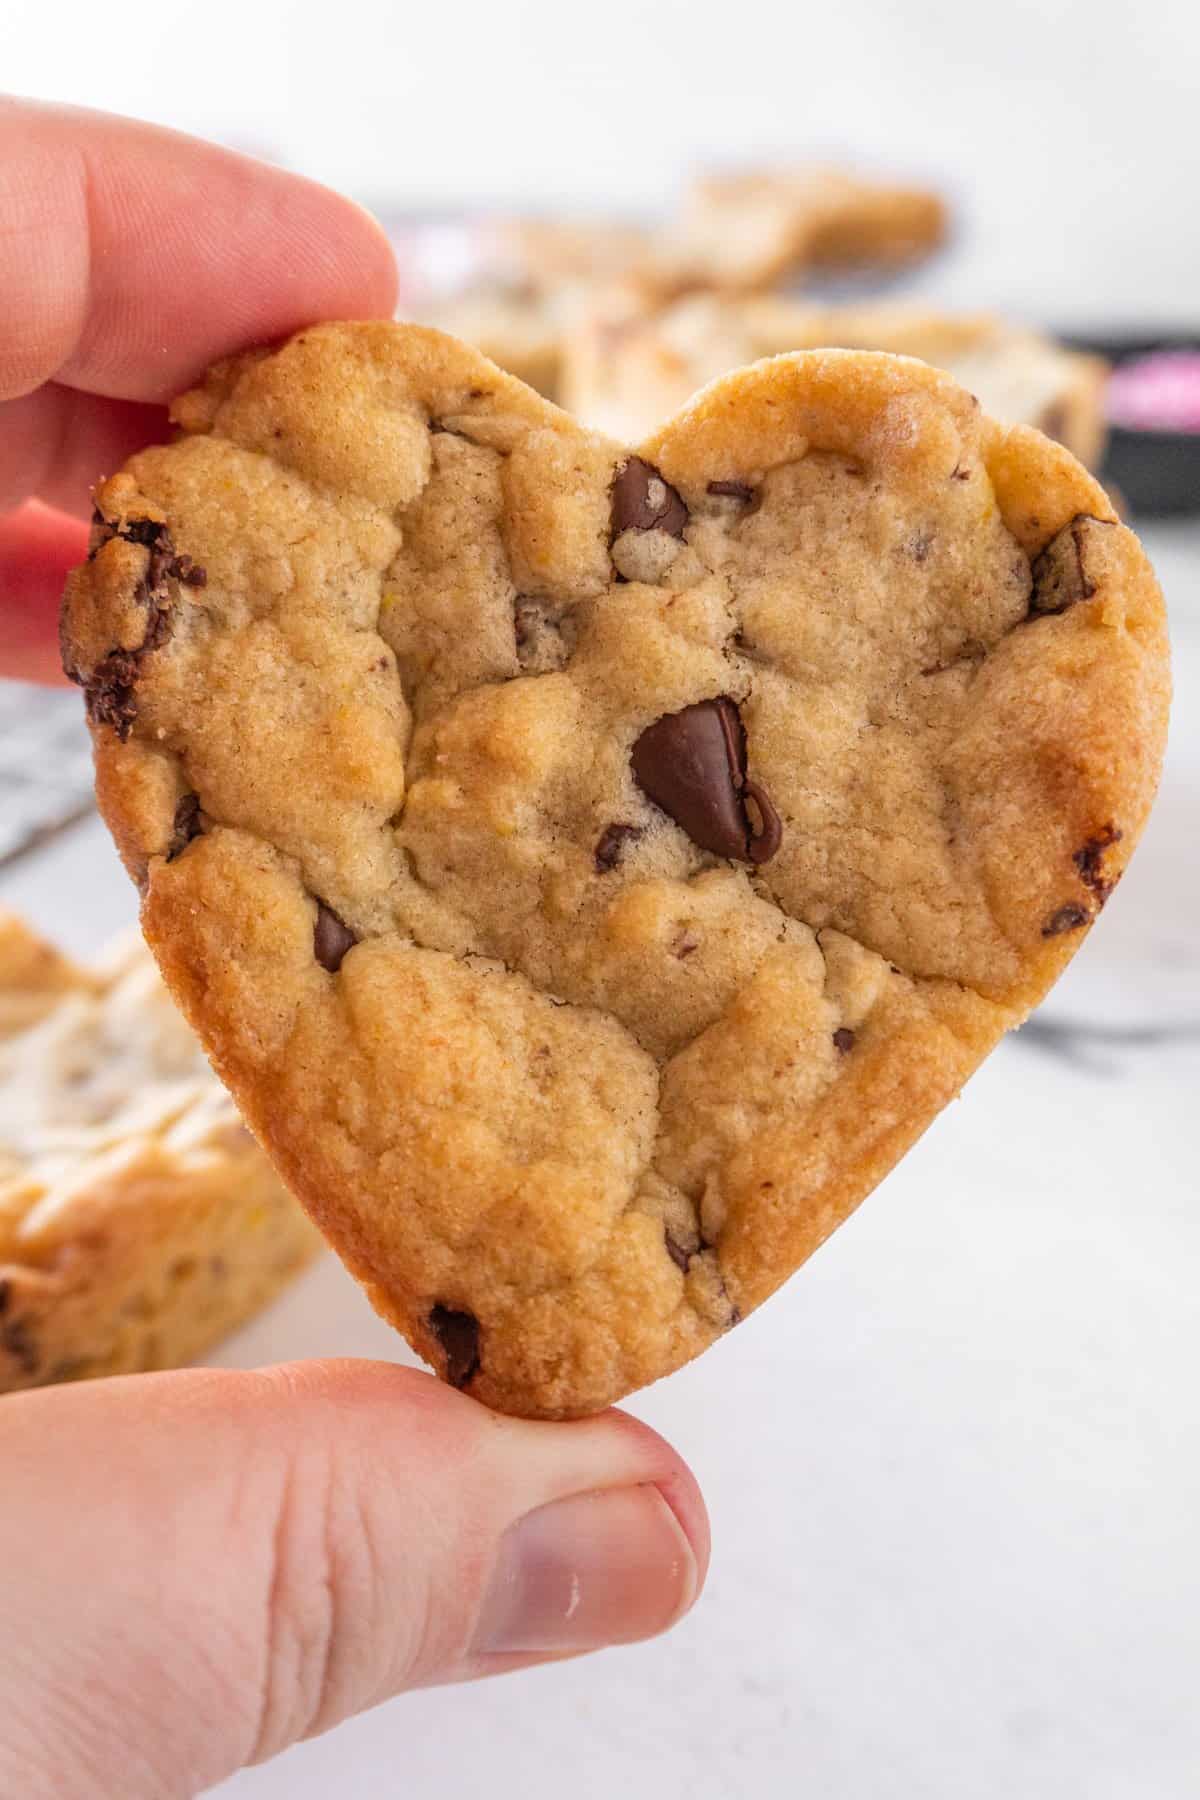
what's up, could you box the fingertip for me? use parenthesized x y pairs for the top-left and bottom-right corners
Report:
(246, 168), (401, 333)
(1, 104), (403, 404)
(651, 1463), (712, 1597)
(601, 1408), (711, 1592)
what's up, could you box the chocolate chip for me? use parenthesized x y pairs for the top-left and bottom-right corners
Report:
(80, 650), (141, 739)
(1073, 824), (1122, 902)
(631, 698), (783, 865)
(167, 793), (202, 861)
(951, 463), (971, 481)
(1042, 903), (1090, 937)
(428, 1305), (480, 1388)
(175, 556), (207, 587)
(313, 902), (357, 972)
(117, 517), (168, 550)
(833, 1027), (856, 1053)
(673, 929), (700, 959)
(665, 1232), (692, 1274)
(611, 457), (688, 539)
(69, 517), (205, 740)
(707, 479), (755, 504)
(0, 1278), (9, 1315)
(1031, 515), (1113, 616)
(594, 822), (643, 873)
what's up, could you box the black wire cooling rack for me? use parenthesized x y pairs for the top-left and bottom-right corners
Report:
(0, 681), (95, 870)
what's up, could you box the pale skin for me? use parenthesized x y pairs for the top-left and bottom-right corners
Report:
(0, 99), (709, 1798)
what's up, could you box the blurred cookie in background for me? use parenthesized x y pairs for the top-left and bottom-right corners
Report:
(663, 165), (948, 292)
(562, 294), (1108, 464)
(0, 913), (321, 1393)
(413, 162), (950, 399)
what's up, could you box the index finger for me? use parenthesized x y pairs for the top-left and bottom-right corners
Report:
(0, 97), (399, 405)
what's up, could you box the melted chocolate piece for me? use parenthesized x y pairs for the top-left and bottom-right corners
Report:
(313, 902), (357, 972)
(82, 650), (142, 738)
(428, 1305), (480, 1388)
(631, 697), (782, 864)
(1042, 903), (1090, 937)
(69, 514), (207, 740)
(1073, 824), (1122, 904)
(1030, 514), (1113, 616)
(594, 822), (643, 873)
(611, 457), (688, 539)
(832, 1027), (856, 1054)
(707, 479), (755, 503)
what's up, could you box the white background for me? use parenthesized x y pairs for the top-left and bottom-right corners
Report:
(5, 0), (1200, 323)
(4, 3), (1199, 1796)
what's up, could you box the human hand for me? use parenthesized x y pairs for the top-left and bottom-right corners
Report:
(0, 100), (708, 1797)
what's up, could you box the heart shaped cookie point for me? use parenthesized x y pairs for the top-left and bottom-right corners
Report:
(62, 323), (1170, 1417)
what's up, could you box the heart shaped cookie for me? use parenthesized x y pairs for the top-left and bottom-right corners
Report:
(61, 324), (1169, 1417)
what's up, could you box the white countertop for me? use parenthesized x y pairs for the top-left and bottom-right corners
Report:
(3, 524), (1197, 1799)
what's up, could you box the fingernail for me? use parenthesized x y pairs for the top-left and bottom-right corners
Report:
(475, 1484), (699, 1656)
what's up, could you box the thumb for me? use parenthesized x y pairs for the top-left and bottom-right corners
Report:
(0, 1359), (708, 1798)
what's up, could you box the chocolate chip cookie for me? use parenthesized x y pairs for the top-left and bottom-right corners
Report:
(668, 166), (948, 289)
(61, 323), (1169, 1417)
(0, 912), (320, 1391)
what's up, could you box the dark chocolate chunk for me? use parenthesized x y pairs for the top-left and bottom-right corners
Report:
(313, 902), (357, 972)
(632, 698), (747, 859)
(81, 650), (141, 739)
(1030, 514), (1113, 616)
(120, 517), (168, 549)
(174, 556), (207, 587)
(707, 479), (755, 504)
(1042, 903), (1090, 937)
(1073, 824), (1122, 903)
(832, 1027), (856, 1054)
(951, 463), (971, 481)
(167, 793), (203, 861)
(428, 1305), (480, 1388)
(594, 822), (643, 873)
(665, 1232), (692, 1274)
(611, 457), (688, 539)
(68, 517), (205, 739)
(631, 697), (782, 864)
(0, 1277), (9, 1315)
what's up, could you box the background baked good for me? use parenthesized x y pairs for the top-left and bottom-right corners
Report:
(0, 911), (321, 1392)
